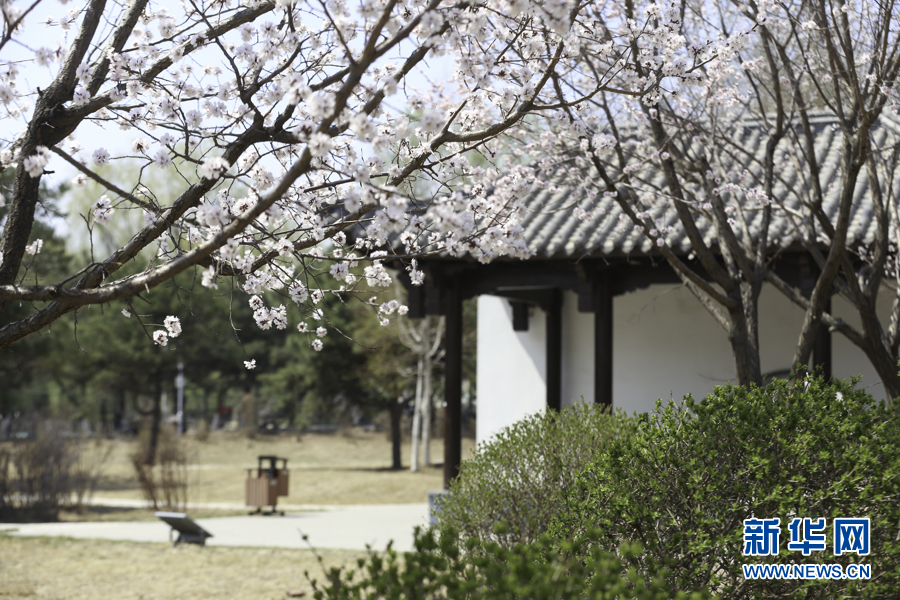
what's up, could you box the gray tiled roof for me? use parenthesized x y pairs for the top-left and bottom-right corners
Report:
(516, 113), (900, 259)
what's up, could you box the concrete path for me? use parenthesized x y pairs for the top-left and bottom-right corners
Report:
(0, 503), (432, 552)
(79, 496), (346, 512)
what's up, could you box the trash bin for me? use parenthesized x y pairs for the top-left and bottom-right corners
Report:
(245, 455), (289, 515)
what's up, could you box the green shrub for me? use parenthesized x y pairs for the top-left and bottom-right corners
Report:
(436, 403), (635, 547)
(306, 526), (713, 600)
(551, 375), (900, 600)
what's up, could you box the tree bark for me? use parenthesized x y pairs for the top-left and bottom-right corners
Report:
(728, 295), (763, 387)
(422, 354), (433, 467)
(856, 301), (900, 401)
(100, 397), (109, 436)
(144, 391), (162, 466)
(390, 396), (402, 470)
(410, 357), (424, 472)
(113, 390), (125, 432)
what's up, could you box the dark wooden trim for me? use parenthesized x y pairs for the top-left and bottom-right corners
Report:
(406, 280), (426, 319)
(594, 271), (613, 409)
(813, 296), (832, 380)
(456, 262), (580, 298)
(546, 289), (562, 412)
(443, 277), (463, 489)
(511, 301), (529, 331)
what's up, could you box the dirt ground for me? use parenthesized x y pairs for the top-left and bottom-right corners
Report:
(85, 428), (475, 507)
(0, 535), (365, 599)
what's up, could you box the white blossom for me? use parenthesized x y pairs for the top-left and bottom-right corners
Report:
(330, 262), (349, 280)
(92, 148), (110, 166)
(92, 195), (114, 224)
(307, 132), (333, 157)
(164, 316), (182, 337)
(131, 137), (150, 153)
(23, 147), (50, 177)
(25, 239), (43, 255)
(199, 157), (230, 179)
(201, 266), (218, 289)
(152, 148), (172, 168)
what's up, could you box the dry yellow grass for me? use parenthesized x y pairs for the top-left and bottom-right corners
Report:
(87, 429), (476, 507)
(0, 535), (365, 599)
(0, 429), (473, 598)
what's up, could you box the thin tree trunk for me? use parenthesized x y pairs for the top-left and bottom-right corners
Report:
(410, 357), (424, 472)
(390, 396), (402, 470)
(422, 356), (433, 467)
(201, 390), (210, 426)
(145, 390), (162, 466)
(100, 397), (109, 436)
(113, 390), (125, 432)
(213, 388), (227, 430)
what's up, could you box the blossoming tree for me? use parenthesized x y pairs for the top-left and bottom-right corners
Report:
(501, 0), (900, 396)
(0, 0), (700, 358)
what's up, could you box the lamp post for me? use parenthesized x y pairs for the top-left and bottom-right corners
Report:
(176, 361), (185, 437)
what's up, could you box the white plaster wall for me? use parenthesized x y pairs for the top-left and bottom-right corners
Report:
(608, 284), (734, 415)
(476, 296), (547, 442)
(560, 291), (594, 408)
(476, 284), (891, 445)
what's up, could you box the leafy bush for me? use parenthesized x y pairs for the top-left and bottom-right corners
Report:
(305, 526), (713, 600)
(435, 402), (635, 548)
(551, 375), (900, 600)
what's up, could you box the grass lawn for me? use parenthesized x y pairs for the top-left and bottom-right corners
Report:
(1, 428), (474, 598)
(85, 428), (476, 508)
(0, 535), (365, 599)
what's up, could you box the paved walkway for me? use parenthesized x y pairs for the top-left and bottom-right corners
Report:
(0, 501), (432, 552)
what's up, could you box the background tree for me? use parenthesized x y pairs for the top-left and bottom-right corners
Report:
(400, 314), (444, 472)
(355, 301), (416, 469)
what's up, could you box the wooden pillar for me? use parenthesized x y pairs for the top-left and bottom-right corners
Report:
(546, 289), (562, 412)
(443, 278), (463, 489)
(594, 271), (613, 409)
(511, 301), (529, 331)
(813, 296), (832, 380)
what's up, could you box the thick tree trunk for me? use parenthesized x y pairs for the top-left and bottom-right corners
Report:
(728, 303), (763, 387)
(390, 397), (402, 470)
(861, 343), (900, 401)
(856, 306), (900, 401)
